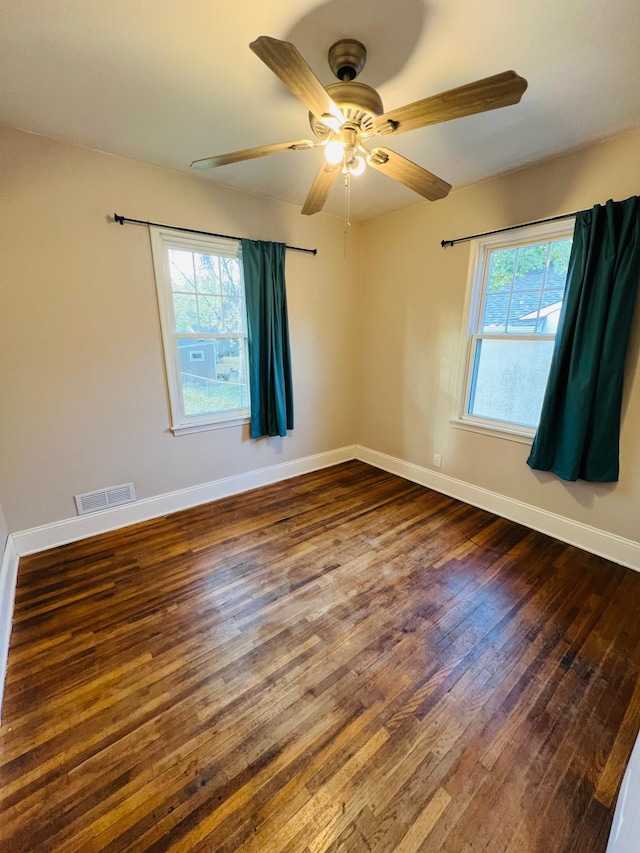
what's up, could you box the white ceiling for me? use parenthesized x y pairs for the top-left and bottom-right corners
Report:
(2, 0), (639, 220)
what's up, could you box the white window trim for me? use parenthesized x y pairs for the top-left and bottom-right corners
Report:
(451, 218), (575, 443)
(149, 227), (250, 435)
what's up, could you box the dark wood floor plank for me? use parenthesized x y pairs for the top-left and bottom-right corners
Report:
(1, 461), (639, 852)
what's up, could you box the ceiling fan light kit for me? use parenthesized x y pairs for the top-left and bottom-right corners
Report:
(349, 155), (366, 177)
(191, 35), (528, 216)
(324, 138), (346, 165)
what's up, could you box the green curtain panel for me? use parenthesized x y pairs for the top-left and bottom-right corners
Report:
(241, 239), (294, 439)
(527, 196), (640, 482)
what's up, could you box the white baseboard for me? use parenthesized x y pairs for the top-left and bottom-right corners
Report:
(11, 442), (640, 571)
(12, 445), (357, 556)
(355, 445), (640, 572)
(0, 535), (19, 723)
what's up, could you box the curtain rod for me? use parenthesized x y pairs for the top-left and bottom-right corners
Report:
(113, 214), (317, 256)
(440, 209), (582, 248)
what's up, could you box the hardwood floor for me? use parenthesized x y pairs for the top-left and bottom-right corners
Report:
(1, 461), (640, 852)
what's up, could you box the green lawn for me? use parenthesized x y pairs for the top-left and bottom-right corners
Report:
(182, 378), (248, 416)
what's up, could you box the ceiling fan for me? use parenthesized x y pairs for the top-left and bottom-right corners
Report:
(191, 36), (528, 215)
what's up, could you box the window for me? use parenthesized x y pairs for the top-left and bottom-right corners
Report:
(150, 228), (250, 434)
(454, 220), (574, 441)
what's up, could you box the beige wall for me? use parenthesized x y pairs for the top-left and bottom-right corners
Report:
(0, 127), (360, 531)
(0, 505), (7, 557)
(358, 128), (640, 542)
(2, 124), (640, 544)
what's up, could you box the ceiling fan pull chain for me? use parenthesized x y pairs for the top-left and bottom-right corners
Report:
(346, 170), (351, 228)
(343, 169), (351, 256)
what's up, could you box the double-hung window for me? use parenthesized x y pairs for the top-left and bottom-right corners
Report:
(455, 220), (574, 440)
(150, 228), (250, 434)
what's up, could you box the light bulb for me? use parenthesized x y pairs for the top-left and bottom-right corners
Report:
(348, 155), (366, 176)
(324, 140), (344, 165)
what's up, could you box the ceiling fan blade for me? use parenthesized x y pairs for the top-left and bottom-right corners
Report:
(301, 163), (341, 215)
(250, 36), (344, 125)
(367, 148), (451, 201)
(191, 139), (316, 169)
(374, 70), (528, 136)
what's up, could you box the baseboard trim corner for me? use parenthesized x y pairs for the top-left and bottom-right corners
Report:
(355, 445), (640, 572)
(0, 535), (19, 723)
(12, 445), (357, 556)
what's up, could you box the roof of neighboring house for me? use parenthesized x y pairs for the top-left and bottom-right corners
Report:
(482, 268), (567, 331)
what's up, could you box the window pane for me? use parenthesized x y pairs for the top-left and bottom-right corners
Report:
(548, 239), (572, 281)
(168, 250), (195, 292)
(482, 293), (510, 333)
(194, 253), (220, 294)
(178, 338), (249, 417)
(513, 243), (549, 290)
(506, 292), (543, 334)
(198, 295), (223, 332)
(222, 296), (243, 333)
(220, 257), (242, 296)
(481, 237), (572, 337)
(536, 290), (565, 334)
(487, 248), (516, 294)
(468, 338), (555, 428)
(173, 293), (198, 332)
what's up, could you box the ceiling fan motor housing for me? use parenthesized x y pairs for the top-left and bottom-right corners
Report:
(309, 38), (383, 139)
(309, 81), (384, 139)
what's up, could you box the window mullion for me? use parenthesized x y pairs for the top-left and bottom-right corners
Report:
(505, 246), (519, 334)
(533, 243), (552, 334)
(475, 248), (491, 334)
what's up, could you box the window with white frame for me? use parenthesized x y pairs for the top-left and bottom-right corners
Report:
(150, 228), (250, 434)
(454, 220), (574, 440)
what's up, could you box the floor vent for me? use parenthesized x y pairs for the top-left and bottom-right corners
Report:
(75, 483), (136, 515)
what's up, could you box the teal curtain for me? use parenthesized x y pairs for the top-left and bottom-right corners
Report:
(241, 239), (294, 438)
(527, 196), (640, 482)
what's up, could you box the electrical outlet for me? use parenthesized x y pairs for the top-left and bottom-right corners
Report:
(433, 453), (442, 468)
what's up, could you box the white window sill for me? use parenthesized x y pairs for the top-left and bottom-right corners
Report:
(171, 416), (250, 436)
(449, 416), (535, 445)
